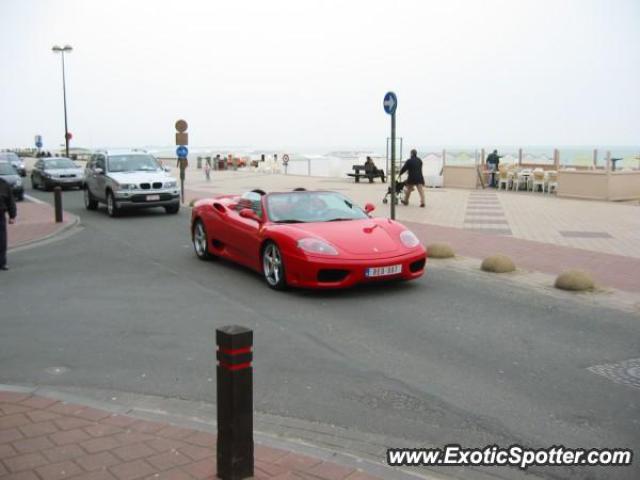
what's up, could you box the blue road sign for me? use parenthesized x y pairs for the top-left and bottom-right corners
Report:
(176, 145), (189, 158)
(36, 141), (43, 148)
(383, 91), (397, 115)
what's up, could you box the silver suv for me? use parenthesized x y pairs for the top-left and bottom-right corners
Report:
(84, 151), (180, 216)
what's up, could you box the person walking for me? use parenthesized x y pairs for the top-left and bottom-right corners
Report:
(0, 177), (17, 271)
(486, 149), (502, 187)
(400, 149), (426, 207)
(204, 160), (211, 181)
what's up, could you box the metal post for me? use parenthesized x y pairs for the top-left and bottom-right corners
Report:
(593, 149), (598, 169)
(390, 112), (396, 220)
(518, 148), (523, 166)
(216, 325), (254, 480)
(307, 158), (311, 176)
(61, 52), (70, 159)
(54, 187), (63, 223)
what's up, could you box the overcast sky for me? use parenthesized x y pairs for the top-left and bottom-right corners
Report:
(1, 0), (638, 151)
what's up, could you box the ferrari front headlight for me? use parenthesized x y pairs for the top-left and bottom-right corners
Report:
(297, 238), (339, 255)
(400, 230), (420, 248)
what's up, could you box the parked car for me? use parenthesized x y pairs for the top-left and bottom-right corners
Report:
(31, 157), (85, 190)
(0, 152), (26, 177)
(0, 161), (24, 200)
(191, 189), (427, 289)
(84, 151), (180, 216)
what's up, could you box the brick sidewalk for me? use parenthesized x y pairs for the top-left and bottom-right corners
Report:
(405, 221), (640, 293)
(0, 391), (381, 480)
(7, 202), (77, 250)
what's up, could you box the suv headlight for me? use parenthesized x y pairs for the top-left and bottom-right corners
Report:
(400, 230), (420, 248)
(164, 181), (177, 188)
(297, 238), (339, 255)
(15, 178), (22, 186)
(118, 184), (138, 190)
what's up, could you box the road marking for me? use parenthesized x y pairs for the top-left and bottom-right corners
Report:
(24, 194), (46, 205)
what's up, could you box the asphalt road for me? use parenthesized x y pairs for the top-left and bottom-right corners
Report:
(2, 185), (639, 480)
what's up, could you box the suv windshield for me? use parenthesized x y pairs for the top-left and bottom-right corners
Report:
(0, 153), (20, 162)
(44, 158), (77, 169)
(107, 154), (161, 173)
(0, 162), (17, 175)
(266, 191), (368, 223)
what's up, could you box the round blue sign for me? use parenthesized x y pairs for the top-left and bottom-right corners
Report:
(176, 145), (189, 158)
(383, 91), (397, 115)
(35, 141), (43, 148)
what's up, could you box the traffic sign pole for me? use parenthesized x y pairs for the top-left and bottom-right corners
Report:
(175, 120), (189, 204)
(390, 112), (396, 220)
(383, 92), (398, 220)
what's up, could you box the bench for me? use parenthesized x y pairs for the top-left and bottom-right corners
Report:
(347, 164), (386, 183)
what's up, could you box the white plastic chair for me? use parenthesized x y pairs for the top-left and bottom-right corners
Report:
(498, 168), (510, 190)
(512, 169), (531, 191)
(532, 169), (545, 192)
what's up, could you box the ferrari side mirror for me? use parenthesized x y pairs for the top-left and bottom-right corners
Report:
(239, 208), (262, 223)
(364, 203), (375, 213)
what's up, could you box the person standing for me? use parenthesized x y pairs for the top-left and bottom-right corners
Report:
(400, 149), (426, 207)
(486, 149), (502, 187)
(0, 177), (17, 271)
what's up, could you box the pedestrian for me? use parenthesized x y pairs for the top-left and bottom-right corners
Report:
(0, 176), (17, 271)
(486, 149), (503, 187)
(400, 149), (426, 207)
(364, 156), (386, 183)
(204, 160), (211, 181)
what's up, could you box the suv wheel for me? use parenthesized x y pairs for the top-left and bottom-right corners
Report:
(165, 203), (180, 214)
(106, 191), (120, 217)
(84, 187), (98, 210)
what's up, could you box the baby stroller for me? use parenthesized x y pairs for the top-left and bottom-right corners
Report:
(382, 177), (405, 204)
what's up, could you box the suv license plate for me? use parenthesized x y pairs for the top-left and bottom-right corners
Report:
(146, 195), (160, 201)
(365, 264), (402, 277)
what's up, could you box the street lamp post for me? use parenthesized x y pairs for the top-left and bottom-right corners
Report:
(52, 44), (72, 158)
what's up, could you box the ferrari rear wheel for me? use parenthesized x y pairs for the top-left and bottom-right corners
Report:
(262, 242), (287, 290)
(193, 220), (214, 260)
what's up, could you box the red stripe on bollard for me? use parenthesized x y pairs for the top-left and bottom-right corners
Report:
(219, 346), (252, 355)
(219, 361), (252, 371)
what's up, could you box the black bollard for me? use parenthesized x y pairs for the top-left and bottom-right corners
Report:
(216, 325), (254, 480)
(54, 186), (63, 223)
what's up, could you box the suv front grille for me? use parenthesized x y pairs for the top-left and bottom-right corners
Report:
(140, 183), (150, 190)
(153, 182), (163, 189)
(130, 193), (174, 203)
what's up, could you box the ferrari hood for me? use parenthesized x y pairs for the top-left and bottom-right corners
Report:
(291, 219), (400, 255)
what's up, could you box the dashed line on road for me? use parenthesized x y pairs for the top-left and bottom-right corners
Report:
(23, 194), (47, 205)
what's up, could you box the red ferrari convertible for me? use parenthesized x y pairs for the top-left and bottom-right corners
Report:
(190, 190), (427, 289)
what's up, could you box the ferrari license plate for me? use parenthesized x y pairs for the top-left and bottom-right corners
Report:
(365, 264), (402, 277)
(146, 194), (160, 201)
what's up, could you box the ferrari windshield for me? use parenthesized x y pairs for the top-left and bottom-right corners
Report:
(266, 191), (368, 223)
(107, 154), (161, 173)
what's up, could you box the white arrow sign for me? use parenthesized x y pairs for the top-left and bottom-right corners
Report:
(383, 92), (397, 115)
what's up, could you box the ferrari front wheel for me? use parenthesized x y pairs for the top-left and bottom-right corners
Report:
(262, 242), (287, 290)
(193, 220), (213, 260)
